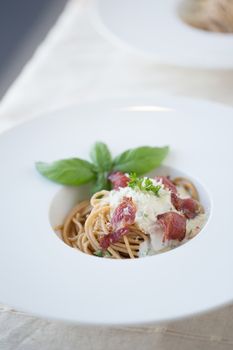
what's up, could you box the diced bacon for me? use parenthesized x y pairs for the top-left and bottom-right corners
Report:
(100, 197), (136, 250)
(99, 227), (128, 250)
(111, 197), (136, 229)
(108, 171), (129, 190)
(157, 212), (186, 242)
(171, 192), (200, 219)
(155, 176), (177, 193)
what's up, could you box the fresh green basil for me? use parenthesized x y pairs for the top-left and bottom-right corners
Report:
(35, 143), (169, 191)
(91, 172), (111, 194)
(36, 158), (96, 186)
(113, 146), (169, 175)
(90, 142), (112, 172)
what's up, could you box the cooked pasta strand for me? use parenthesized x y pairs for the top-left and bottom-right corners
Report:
(56, 176), (203, 259)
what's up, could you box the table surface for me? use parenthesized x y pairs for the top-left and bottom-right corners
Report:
(0, 0), (233, 349)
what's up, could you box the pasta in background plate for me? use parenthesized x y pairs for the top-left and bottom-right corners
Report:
(180, 0), (233, 33)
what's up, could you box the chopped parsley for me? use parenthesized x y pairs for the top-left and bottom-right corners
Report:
(128, 173), (161, 196)
(93, 250), (103, 257)
(94, 249), (111, 257)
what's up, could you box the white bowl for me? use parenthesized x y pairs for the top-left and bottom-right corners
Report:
(0, 95), (233, 325)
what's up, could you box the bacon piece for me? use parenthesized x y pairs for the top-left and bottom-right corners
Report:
(100, 197), (136, 249)
(157, 212), (186, 242)
(155, 176), (177, 193)
(99, 227), (128, 250)
(111, 197), (136, 229)
(108, 171), (129, 190)
(171, 192), (200, 219)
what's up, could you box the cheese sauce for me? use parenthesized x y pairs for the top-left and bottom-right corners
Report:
(107, 176), (206, 256)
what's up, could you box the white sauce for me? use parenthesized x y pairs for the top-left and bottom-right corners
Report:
(108, 178), (174, 236)
(186, 213), (206, 238)
(105, 176), (206, 257)
(177, 185), (190, 199)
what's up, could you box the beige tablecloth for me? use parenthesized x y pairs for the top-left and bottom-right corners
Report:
(0, 1), (233, 349)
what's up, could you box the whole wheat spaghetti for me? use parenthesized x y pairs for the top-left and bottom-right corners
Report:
(55, 175), (206, 259)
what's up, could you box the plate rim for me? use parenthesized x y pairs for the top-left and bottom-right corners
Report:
(0, 94), (233, 325)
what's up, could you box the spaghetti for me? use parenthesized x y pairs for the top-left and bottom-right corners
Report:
(57, 193), (148, 259)
(55, 175), (206, 259)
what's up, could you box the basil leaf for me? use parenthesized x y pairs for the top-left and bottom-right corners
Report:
(90, 142), (112, 172)
(35, 158), (96, 186)
(91, 172), (111, 194)
(113, 146), (169, 175)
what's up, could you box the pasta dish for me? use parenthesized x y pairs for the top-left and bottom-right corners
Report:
(56, 172), (206, 259)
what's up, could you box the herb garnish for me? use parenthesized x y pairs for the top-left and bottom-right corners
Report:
(93, 249), (111, 257)
(93, 250), (103, 257)
(128, 173), (161, 196)
(35, 142), (169, 193)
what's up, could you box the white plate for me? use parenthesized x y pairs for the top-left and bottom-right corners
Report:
(0, 95), (233, 326)
(90, 0), (233, 69)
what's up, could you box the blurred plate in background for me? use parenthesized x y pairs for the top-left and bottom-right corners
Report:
(90, 0), (233, 69)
